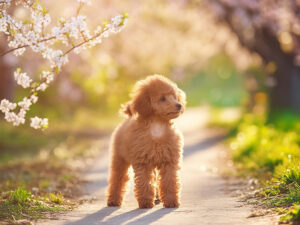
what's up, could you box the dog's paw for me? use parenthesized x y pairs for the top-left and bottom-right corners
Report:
(163, 200), (180, 208)
(138, 199), (154, 209)
(107, 199), (122, 207)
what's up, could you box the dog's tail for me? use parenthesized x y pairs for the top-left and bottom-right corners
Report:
(120, 102), (133, 117)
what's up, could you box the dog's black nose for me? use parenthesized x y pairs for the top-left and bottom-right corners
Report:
(176, 103), (182, 110)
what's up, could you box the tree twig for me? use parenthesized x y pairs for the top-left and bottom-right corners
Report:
(1, 36), (56, 57)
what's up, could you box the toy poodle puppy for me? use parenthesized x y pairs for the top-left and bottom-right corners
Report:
(106, 75), (186, 208)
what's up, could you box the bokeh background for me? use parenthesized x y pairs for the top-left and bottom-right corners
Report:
(0, 0), (300, 223)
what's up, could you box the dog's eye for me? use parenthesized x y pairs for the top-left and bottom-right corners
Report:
(160, 96), (166, 102)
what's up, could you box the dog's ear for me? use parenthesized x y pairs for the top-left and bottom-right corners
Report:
(131, 89), (153, 118)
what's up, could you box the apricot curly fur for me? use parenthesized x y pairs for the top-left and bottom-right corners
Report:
(106, 75), (186, 208)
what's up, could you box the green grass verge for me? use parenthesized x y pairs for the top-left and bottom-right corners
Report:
(0, 187), (70, 223)
(281, 204), (300, 223)
(0, 114), (112, 224)
(228, 111), (300, 223)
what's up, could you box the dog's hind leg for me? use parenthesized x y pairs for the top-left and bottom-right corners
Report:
(107, 155), (130, 206)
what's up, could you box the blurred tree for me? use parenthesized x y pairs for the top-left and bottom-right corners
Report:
(46, 0), (236, 111)
(0, 37), (14, 102)
(204, 0), (300, 112)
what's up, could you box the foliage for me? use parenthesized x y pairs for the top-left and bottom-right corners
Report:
(229, 111), (300, 220)
(208, 107), (241, 128)
(230, 112), (300, 175)
(179, 54), (246, 108)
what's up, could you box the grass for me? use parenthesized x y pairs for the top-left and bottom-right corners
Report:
(0, 161), (81, 224)
(9, 188), (31, 205)
(281, 205), (300, 223)
(47, 193), (64, 204)
(0, 188), (70, 223)
(0, 110), (114, 224)
(228, 110), (300, 223)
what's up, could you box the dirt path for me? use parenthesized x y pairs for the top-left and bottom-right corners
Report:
(39, 108), (277, 225)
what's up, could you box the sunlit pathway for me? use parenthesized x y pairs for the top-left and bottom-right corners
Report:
(39, 108), (276, 225)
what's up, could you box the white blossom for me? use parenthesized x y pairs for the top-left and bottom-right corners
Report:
(0, 0), (127, 129)
(94, 25), (102, 35)
(32, 11), (51, 33)
(50, 50), (68, 68)
(18, 97), (32, 110)
(16, 109), (26, 125)
(4, 111), (24, 126)
(41, 48), (54, 59)
(0, 99), (17, 113)
(14, 69), (32, 88)
(13, 47), (26, 56)
(52, 15), (90, 41)
(5, 112), (19, 126)
(41, 118), (48, 127)
(30, 116), (48, 129)
(77, 0), (91, 5)
(112, 15), (123, 27)
(41, 71), (54, 84)
(109, 15), (128, 33)
(37, 83), (48, 91)
(30, 116), (41, 129)
(30, 95), (38, 103)
(0, 16), (7, 33)
(51, 26), (61, 37)
(18, 108), (26, 119)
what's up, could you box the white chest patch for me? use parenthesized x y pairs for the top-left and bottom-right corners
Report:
(150, 122), (165, 138)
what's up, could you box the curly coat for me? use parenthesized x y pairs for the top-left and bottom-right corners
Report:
(106, 75), (186, 208)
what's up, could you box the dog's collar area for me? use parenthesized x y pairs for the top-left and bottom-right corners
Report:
(150, 121), (166, 138)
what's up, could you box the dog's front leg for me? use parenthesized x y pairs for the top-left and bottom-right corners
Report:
(158, 163), (181, 208)
(132, 164), (155, 208)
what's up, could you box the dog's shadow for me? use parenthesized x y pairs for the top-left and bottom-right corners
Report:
(64, 206), (175, 225)
(64, 207), (118, 225)
(126, 208), (176, 225)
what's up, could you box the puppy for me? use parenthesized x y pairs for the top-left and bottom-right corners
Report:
(106, 75), (186, 208)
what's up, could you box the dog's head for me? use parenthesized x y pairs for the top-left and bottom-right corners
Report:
(128, 75), (186, 120)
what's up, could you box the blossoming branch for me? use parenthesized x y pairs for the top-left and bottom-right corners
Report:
(0, 0), (127, 129)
